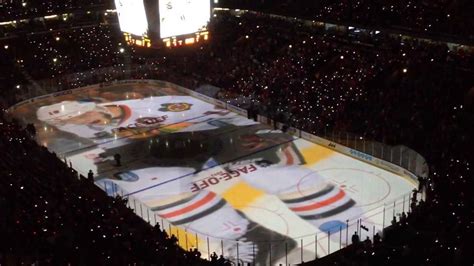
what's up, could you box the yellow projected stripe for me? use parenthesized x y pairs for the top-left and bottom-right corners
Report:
(221, 144), (334, 210)
(222, 182), (265, 210)
(161, 122), (193, 132)
(168, 225), (202, 250)
(300, 144), (334, 166)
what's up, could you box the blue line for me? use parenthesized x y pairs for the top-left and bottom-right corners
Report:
(123, 136), (298, 197)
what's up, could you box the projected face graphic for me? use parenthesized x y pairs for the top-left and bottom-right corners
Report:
(115, 0), (149, 36)
(64, 108), (114, 126)
(159, 0), (211, 38)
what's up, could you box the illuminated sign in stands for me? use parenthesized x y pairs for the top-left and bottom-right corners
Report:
(349, 149), (373, 161)
(124, 33), (151, 48)
(163, 31), (209, 48)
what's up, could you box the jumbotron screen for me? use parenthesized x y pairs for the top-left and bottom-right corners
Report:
(115, 0), (149, 36)
(159, 0), (211, 39)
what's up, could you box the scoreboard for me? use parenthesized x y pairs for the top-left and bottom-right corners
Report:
(114, 0), (211, 48)
(115, 0), (149, 37)
(159, 0), (211, 38)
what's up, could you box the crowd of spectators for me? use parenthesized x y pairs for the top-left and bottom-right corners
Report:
(1, 0), (472, 39)
(1, 0), (472, 38)
(0, 0), (110, 21)
(4, 24), (122, 80)
(0, 112), (231, 265)
(0, 6), (472, 266)
(218, 0), (474, 38)
(0, 52), (25, 107)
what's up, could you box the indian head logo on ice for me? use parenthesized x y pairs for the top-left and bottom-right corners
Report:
(159, 103), (193, 112)
(134, 116), (168, 127)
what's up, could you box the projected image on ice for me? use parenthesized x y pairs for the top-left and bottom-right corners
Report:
(10, 81), (418, 265)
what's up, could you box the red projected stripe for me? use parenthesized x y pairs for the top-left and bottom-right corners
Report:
(290, 190), (346, 212)
(162, 193), (216, 219)
(284, 147), (294, 165)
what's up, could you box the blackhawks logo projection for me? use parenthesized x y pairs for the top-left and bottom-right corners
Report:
(159, 102), (193, 112)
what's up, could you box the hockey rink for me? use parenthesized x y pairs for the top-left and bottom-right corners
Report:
(10, 81), (417, 265)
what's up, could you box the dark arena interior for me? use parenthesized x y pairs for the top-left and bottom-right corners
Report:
(0, 0), (473, 265)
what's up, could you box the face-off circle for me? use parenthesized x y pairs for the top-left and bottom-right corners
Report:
(310, 168), (391, 208)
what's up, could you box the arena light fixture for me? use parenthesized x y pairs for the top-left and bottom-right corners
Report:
(44, 15), (58, 19)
